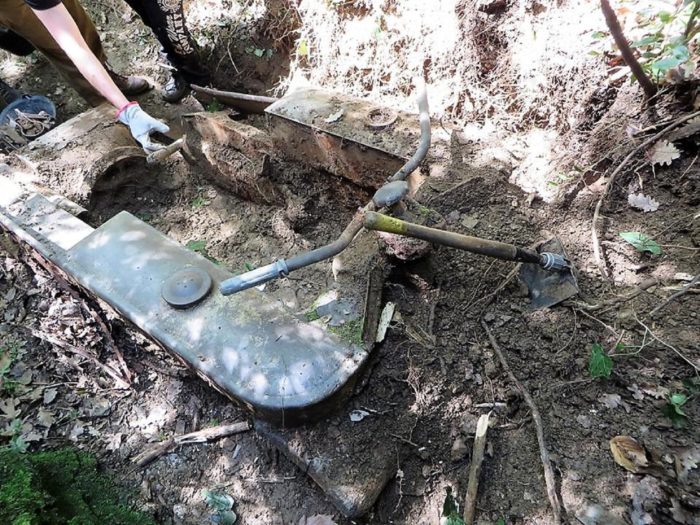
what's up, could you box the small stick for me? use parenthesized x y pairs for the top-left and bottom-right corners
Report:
(133, 421), (250, 467)
(649, 274), (699, 317)
(591, 111), (700, 279)
(32, 329), (129, 389)
(635, 315), (699, 372)
(462, 412), (490, 525)
(565, 277), (659, 311)
(481, 320), (563, 525)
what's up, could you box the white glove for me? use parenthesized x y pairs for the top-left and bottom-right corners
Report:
(117, 103), (170, 153)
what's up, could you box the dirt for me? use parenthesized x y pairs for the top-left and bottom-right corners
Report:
(1, 1), (699, 524)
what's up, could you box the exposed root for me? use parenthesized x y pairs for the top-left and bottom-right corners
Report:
(649, 274), (700, 317)
(481, 320), (563, 525)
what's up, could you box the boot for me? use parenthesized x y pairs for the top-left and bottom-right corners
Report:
(162, 72), (190, 103)
(107, 69), (151, 96)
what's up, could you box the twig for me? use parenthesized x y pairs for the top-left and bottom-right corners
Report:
(481, 320), (563, 525)
(591, 111), (700, 279)
(132, 421), (250, 467)
(635, 315), (699, 372)
(463, 412), (490, 525)
(32, 329), (129, 389)
(565, 278), (659, 311)
(600, 0), (657, 100)
(649, 274), (700, 317)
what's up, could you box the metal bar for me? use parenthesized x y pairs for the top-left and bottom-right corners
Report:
(363, 211), (541, 264)
(191, 85), (278, 114)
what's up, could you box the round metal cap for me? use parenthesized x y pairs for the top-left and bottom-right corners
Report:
(162, 267), (212, 309)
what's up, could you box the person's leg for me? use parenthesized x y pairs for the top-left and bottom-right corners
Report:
(122, 0), (208, 101)
(0, 0), (148, 105)
(0, 27), (35, 56)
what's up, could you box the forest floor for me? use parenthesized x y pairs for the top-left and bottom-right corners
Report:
(0, 1), (698, 524)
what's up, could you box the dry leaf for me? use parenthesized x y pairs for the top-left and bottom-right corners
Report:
(628, 193), (660, 212)
(0, 398), (20, 419)
(674, 446), (700, 484)
(324, 109), (343, 124)
(43, 387), (57, 404)
(36, 408), (55, 428)
(610, 435), (649, 473)
(648, 140), (680, 166)
(600, 393), (622, 409)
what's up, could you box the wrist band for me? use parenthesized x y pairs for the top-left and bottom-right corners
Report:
(116, 101), (138, 119)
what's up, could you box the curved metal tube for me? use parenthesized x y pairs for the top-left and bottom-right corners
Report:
(219, 80), (431, 296)
(389, 78), (431, 182)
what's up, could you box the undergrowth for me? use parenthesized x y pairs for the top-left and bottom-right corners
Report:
(0, 448), (155, 525)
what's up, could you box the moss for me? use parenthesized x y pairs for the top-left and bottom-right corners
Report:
(329, 319), (364, 347)
(304, 309), (321, 322)
(0, 448), (155, 525)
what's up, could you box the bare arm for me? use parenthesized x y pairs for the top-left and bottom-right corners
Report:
(31, 3), (128, 109)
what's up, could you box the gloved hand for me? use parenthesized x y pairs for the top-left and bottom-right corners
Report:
(117, 102), (170, 153)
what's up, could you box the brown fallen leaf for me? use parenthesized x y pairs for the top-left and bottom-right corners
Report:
(610, 435), (649, 473)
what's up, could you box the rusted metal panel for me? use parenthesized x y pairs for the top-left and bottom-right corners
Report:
(266, 88), (423, 188)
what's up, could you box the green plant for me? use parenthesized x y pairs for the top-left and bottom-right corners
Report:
(1, 338), (26, 395)
(441, 487), (465, 525)
(620, 232), (662, 255)
(0, 448), (156, 524)
(190, 195), (209, 209)
(329, 319), (364, 346)
(206, 99), (223, 112)
(589, 343), (614, 378)
(598, 0), (700, 89)
(662, 392), (690, 428)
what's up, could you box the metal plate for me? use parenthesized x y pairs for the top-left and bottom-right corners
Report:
(66, 212), (369, 424)
(266, 87), (422, 160)
(162, 266), (212, 308)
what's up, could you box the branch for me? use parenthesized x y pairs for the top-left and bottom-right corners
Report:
(649, 274), (700, 317)
(600, 0), (657, 100)
(481, 320), (563, 525)
(462, 413), (490, 525)
(132, 421), (251, 467)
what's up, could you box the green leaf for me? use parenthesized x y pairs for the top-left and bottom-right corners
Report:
(254, 48), (265, 57)
(589, 343), (613, 378)
(203, 489), (234, 511)
(632, 35), (661, 47)
(619, 232), (662, 255)
(658, 11), (674, 23)
(662, 403), (688, 428)
(298, 39), (309, 56)
(186, 240), (207, 253)
(591, 31), (608, 40)
(670, 392), (688, 409)
(651, 56), (684, 75)
(445, 515), (466, 525)
(497, 520), (506, 525)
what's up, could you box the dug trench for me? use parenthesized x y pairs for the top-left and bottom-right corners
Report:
(2, 89), (700, 525)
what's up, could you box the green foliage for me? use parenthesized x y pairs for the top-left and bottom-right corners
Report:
(441, 487), (465, 525)
(304, 309), (321, 322)
(662, 391), (690, 428)
(328, 319), (364, 346)
(619, 232), (662, 255)
(190, 195), (209, 209)
(205, 99), (223, 112)
(615, 1), (700, 82)
(297, 39), (309, 57)
(0, 448), (155, 525)
(589, 343), (613, 378)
